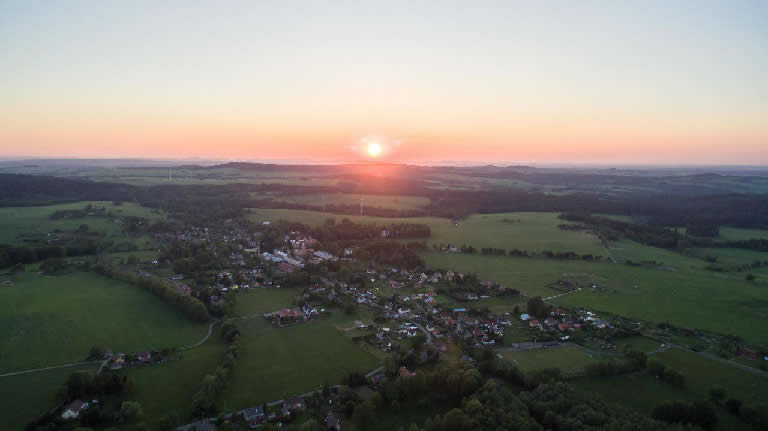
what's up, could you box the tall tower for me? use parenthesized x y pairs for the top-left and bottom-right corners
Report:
(360, 198), (364, 216)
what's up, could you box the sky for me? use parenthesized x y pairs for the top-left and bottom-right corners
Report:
(1, 0), (766, 165)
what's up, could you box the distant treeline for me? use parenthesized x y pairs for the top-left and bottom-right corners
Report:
(0, 243), (98, 267)
(3, 173), (768, 230)
(436, 243), (604, 261)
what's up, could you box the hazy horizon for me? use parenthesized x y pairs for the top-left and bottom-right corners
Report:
(2, 1), (766, 164)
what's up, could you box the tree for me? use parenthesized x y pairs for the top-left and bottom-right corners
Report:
(709, 386), (725, 404)
(352, 402), (375, 428)
(746, 273), (755, 281)
(118, 401), (143, 423)
(725, 398), (741, 415)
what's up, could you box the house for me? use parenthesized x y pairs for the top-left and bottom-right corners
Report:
(453, 308), (467, 318)
(284, 396), (305, 411)
(61, 400), (86, 419)
(399, 366), (416, 377)
(170, 274), (184, 281)
(326, 412), (341, 430)
(277, 261), (298, 273)
(313, 250), (338, 261)
(242, 406), (265, 428)
(175, 282), (191, 295)
(520, 313), (532, 321)
(275, 308), (304, 321)
(136, 351), (152, 363)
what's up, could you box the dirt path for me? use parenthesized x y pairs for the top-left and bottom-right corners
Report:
(0, 361), (100, 378)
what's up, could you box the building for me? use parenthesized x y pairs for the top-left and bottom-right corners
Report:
(242, 406), (265, 428)
(61, 400), (86, 420)
(326, 412), (341, 431)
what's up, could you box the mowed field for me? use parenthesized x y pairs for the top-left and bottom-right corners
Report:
(423, 252), (768, 346)
(0, 364), (98, 431)
(0, 271), (208, 373)
(222, 298), (380, 409)
(0, 200), (166, 245)
(248, 209), (604, 255)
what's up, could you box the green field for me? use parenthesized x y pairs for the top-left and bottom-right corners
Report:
(501, 345), (605, 375)
(572, 372), (751, 431)
(118, 338), (227, 430)
(613, 335), (664, 353)
(0, 200), (166, 245)
(221, 312), (380, 409)
(249, 209), (604, 255)
(423, 252), (768, 345)
(572, 347), (768, 431)
(260, 192), (430, 211)
(653, 348), (767, 404)
(0, 271), (208, 373)
(0, 364), (98, 431)
(234, 288), (304, 316)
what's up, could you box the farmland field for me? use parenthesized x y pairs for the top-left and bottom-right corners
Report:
(423, 252), (768, 345)
(248, 209), (604, 255)
(221, 312), (380, 409)
(0, 200), (166, 245)
(0, 271), (208, 373)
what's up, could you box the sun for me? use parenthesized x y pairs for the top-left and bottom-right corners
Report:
(367, 142), (382, 157)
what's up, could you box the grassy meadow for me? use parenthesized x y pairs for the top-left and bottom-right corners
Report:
(501, 345), (605, 375)
(0, 364), (98, 431)
(221, 312), (380, 410)
(0, 271), (208, 373)
(118, 338), (227, 430)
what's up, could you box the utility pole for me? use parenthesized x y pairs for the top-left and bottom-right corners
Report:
(360, 198), (364, 216)
(169, 167), (172, 182)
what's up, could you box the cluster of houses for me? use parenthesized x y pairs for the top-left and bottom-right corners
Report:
(106, 349), (158, 370)
(237, 396), (307, 428)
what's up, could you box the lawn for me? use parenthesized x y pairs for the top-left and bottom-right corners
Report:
(221, 312), (380, 410)
(422, 252), (768, 346)
(0, 364), (98, 431)
(118, 337), (227, 430)
(248, 209), (604, 255)
(0, 200), (166, 245)
(0, 271), (208, 373)
(233, 288), (303, 316)
(501, 345), (604, 375)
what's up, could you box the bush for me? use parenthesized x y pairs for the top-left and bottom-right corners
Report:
(725, 398), (741, 415)
(652, 400), (717, 430)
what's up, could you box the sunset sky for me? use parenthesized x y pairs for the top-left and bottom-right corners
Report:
(1, 1), (766, 164)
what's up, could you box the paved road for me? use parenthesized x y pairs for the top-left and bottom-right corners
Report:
(180, 320), (219, 350)
(411, 321), (433, 344)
